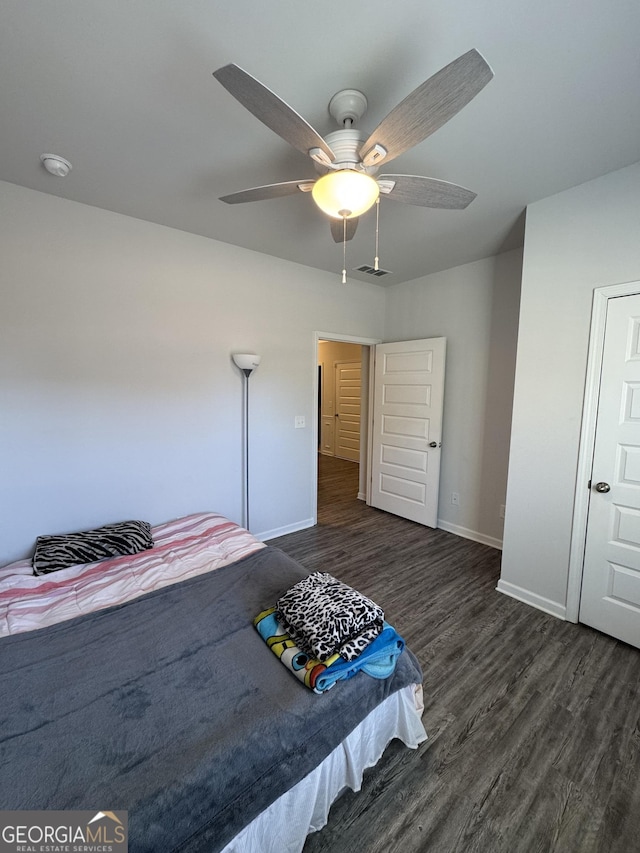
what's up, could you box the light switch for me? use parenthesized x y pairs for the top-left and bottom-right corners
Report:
(295, 416), (306, 429)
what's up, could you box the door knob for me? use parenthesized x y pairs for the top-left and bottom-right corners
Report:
(429, 441), (441, 448)
(594, 482), (611, 493)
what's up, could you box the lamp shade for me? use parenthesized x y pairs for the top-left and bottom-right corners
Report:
(232, 353), (261, 372)
(311, 170), (380, 219)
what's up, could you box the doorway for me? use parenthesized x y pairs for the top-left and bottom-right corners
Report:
(314, 333), (378, 522)
(317, 340), (364, 514)
(318, 341), (363, 461)
(313, 332), (447, 527)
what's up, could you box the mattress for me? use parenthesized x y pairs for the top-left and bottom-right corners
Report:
(0, 511), (266, 636)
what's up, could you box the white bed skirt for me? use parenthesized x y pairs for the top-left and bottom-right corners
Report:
(221, 683), (427, 853)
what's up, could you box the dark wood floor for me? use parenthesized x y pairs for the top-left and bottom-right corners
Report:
(269, 454), (640, 853)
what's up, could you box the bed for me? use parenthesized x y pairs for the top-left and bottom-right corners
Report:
(0, 512), (427, 852)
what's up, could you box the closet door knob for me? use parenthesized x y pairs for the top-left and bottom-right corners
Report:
(594, 482), (610, 493)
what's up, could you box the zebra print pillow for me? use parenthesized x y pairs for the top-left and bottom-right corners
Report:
(32, 520), (154, 576)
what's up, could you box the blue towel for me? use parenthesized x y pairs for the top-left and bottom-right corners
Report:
(314, 623), (405, 692)
(254, 607), (404, 693)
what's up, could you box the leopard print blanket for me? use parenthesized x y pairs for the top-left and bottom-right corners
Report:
(275, 572), (384, 662)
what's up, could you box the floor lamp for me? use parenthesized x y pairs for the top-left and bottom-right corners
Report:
(232, 353), (261, 531)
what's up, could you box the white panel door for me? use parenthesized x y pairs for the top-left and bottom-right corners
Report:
(335, 361), (361, 462)
(320, 417), (335, 456)
(370, 338), (446, 526)
(580, 294), (640, 649)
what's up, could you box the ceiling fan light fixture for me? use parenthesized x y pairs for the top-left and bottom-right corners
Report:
(311, 170), (379, 219)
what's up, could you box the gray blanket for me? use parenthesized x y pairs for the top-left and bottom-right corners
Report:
(0, 546), (422, 852)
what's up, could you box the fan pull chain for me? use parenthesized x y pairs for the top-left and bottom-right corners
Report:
(342, 216), (347, 284)
(374, 197), (380, 271)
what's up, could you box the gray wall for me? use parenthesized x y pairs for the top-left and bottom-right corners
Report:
(0, 181), (385, 564)
(500, 161), (640, 615)
(384, 248), (523, 547)
(1, 179), (525, 566)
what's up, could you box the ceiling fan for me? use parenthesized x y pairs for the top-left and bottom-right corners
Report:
(213, 49), (493, 244)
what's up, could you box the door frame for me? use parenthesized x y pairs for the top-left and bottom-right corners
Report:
(567, 279), (640, 622)
(313, 332), (381, 525)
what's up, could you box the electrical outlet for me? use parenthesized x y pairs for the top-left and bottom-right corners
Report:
(294, 416), (306, 429)
(451, 492), (460, 506)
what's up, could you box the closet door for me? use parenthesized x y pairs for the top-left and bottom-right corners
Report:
(580, 293), (640, 649)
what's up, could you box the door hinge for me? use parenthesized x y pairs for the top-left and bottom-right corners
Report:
(587, 479), (591, 489)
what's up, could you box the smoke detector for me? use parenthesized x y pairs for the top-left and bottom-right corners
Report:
(40, 154), (72, 177)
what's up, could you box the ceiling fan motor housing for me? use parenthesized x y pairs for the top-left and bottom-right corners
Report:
(315, 129), (378, 175)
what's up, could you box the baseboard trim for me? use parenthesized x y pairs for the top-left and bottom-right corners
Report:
(496, 579), (567, 620)
(357, 492), (366, 502)
(437, 519), (502, 550)
(257, 518), (315, 542)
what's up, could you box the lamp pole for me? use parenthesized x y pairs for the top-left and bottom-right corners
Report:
(241, 367), (251, 531)
(232, 354), (261, 531)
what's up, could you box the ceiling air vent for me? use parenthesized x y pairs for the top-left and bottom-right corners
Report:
(354, 264), (392, 277)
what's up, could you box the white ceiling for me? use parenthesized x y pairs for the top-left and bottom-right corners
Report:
(2, 0), (639, 285)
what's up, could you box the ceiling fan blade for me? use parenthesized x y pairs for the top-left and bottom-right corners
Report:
(214, 64), (335, 162)
(359, 49), (493, 166)
(379, 175), (477, 209)
(220, 180), (314, 204)
(330, 217), (359, 243)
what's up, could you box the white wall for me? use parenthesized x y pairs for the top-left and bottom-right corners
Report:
(500, 161), (640, 616)
(384, 248), (523, 547)
(0, 181), (385, 564)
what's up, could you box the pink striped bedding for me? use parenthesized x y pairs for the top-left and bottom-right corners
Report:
(0, 512), (265, 637)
